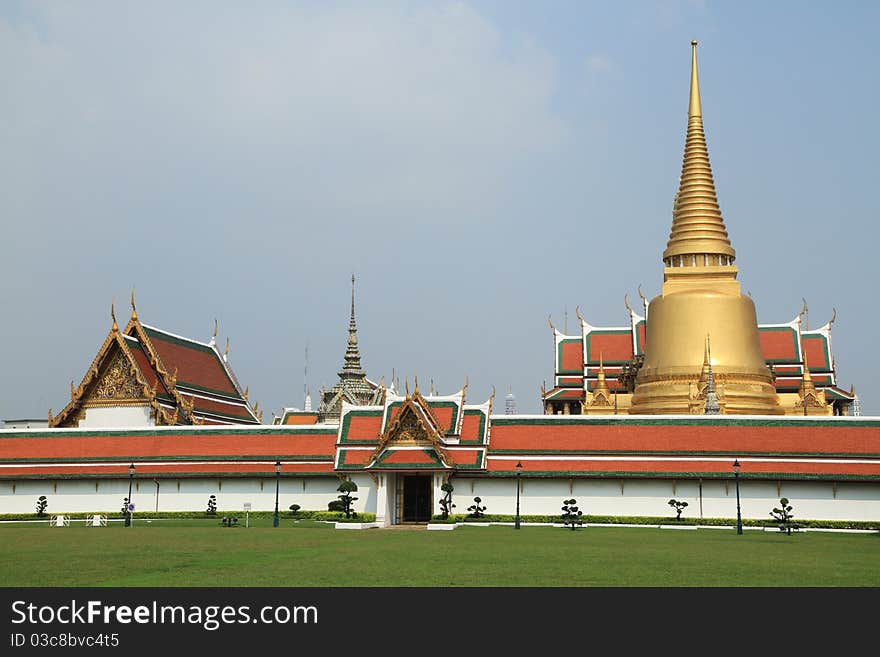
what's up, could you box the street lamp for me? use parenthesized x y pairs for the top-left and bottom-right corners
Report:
(273, 460), (281, 528)
(515, 461), (523, 529)
(125, 463), (135, 527)
(733, 459), (743, 535)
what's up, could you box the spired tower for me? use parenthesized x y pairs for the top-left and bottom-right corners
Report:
(316, 275), (384, 423)
(629, 42), (783, 415)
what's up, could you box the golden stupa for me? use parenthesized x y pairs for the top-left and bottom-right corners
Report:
(628, 41), (783, 415)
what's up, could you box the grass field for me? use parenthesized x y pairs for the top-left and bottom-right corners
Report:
(1, 519), (878, 586)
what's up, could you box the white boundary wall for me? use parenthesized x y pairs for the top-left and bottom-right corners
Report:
(1, 475), (878, 521)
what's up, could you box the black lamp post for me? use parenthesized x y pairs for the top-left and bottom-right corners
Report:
(125, 463), (135, 527)
(273, 460), (281, 528)
(733, 459), (743, 535)
(515, 461), (523, 529)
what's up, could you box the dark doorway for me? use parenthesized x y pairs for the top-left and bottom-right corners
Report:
(402, 475), (431, 522)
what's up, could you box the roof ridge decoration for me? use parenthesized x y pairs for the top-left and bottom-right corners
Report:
(368, 391), (452, 468)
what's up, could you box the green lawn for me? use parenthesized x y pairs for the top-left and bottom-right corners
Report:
(1, 519), (878, 586)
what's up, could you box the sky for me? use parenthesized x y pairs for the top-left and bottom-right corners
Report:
(1, 1), (878, 420)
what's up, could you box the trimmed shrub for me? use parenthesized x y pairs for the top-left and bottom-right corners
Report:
(466, 497), (486, 519)
(438, 482), (455, 520)
(35, 496), (48, 517)
(668, 499), (688, 520)
(561, 499), (583, 530)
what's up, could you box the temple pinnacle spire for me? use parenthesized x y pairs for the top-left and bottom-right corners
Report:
(316, 275), (383, 422)
(689, 41), (701, 118)
(663, 39), (735, 268)
(341, 274), (365, 378)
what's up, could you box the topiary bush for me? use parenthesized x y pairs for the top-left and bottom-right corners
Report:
(467, 496), (486, 519)
(206, 495), (217, 516)
(561, 498), (583, 530)
(770, 498), (797, 534)
(35, 496), (48, 517)
(668, 499), (688, 520)
(335, 480), (359, 519)
(438, 482), (455, 520)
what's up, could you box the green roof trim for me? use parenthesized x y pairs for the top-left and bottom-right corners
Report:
(556, 337), (584, 375)
(488, 448), (880, 458)
(585, 327), (632, 366)
(481, 470), (880, 482)
(489, 416), (880, 428)
(0, 455), (335, 464)
(0, 427), (338, 439)
(457, 409), (488, 445)
(0, 471), (337, 481)
(338, 409), (384, 445)
(759, 325), (801, 364)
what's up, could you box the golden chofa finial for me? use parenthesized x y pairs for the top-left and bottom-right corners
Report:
(689, 40), (701, 118)
(130, 289), (138, 321)
(210, 318), (218, 346)
(224, 338), (230, 362)
(111, 299), (118, 332)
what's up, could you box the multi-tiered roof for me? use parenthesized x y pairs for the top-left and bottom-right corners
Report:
(50, 297), (260, 427)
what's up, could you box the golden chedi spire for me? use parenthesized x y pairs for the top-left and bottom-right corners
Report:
(629, 41), (782, 415)
(663, 41), (736, 269)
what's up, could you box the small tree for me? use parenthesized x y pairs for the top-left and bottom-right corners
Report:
(289, 504), (301, 518)
(35, 496), (48, 517)
(120, 497), (130, 517)
(668, 498), (688, 521)
(206, 494), (217, 516)
(336, 480), (358, 519)
(438, 482), (455, 520)
(466, 496), (486, 519)
(561, 498), (583, 530)
(770, 497), (795, 534)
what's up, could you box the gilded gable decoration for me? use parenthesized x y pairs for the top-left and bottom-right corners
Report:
(369, 391), (452, 468)
(87, 350), (149, 405)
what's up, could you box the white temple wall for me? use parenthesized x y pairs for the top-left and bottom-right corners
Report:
(79, 406), (154, 428)
(1, 476), (878, 521)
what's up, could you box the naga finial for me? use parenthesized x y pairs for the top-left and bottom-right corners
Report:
(547, 314), (557, 332)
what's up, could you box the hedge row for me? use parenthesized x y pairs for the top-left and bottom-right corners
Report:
(2, 511), (874, 530)
(0, 510), (375, 523)
(430, 514), (880, 531)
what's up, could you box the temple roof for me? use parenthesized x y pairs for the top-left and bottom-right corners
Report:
(334, 384), (492, 472)
(50, 301), (260, 427)
(546, 304), (852, 403)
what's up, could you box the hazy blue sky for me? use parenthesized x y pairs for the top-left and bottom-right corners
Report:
(2, 1), (877, 420)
